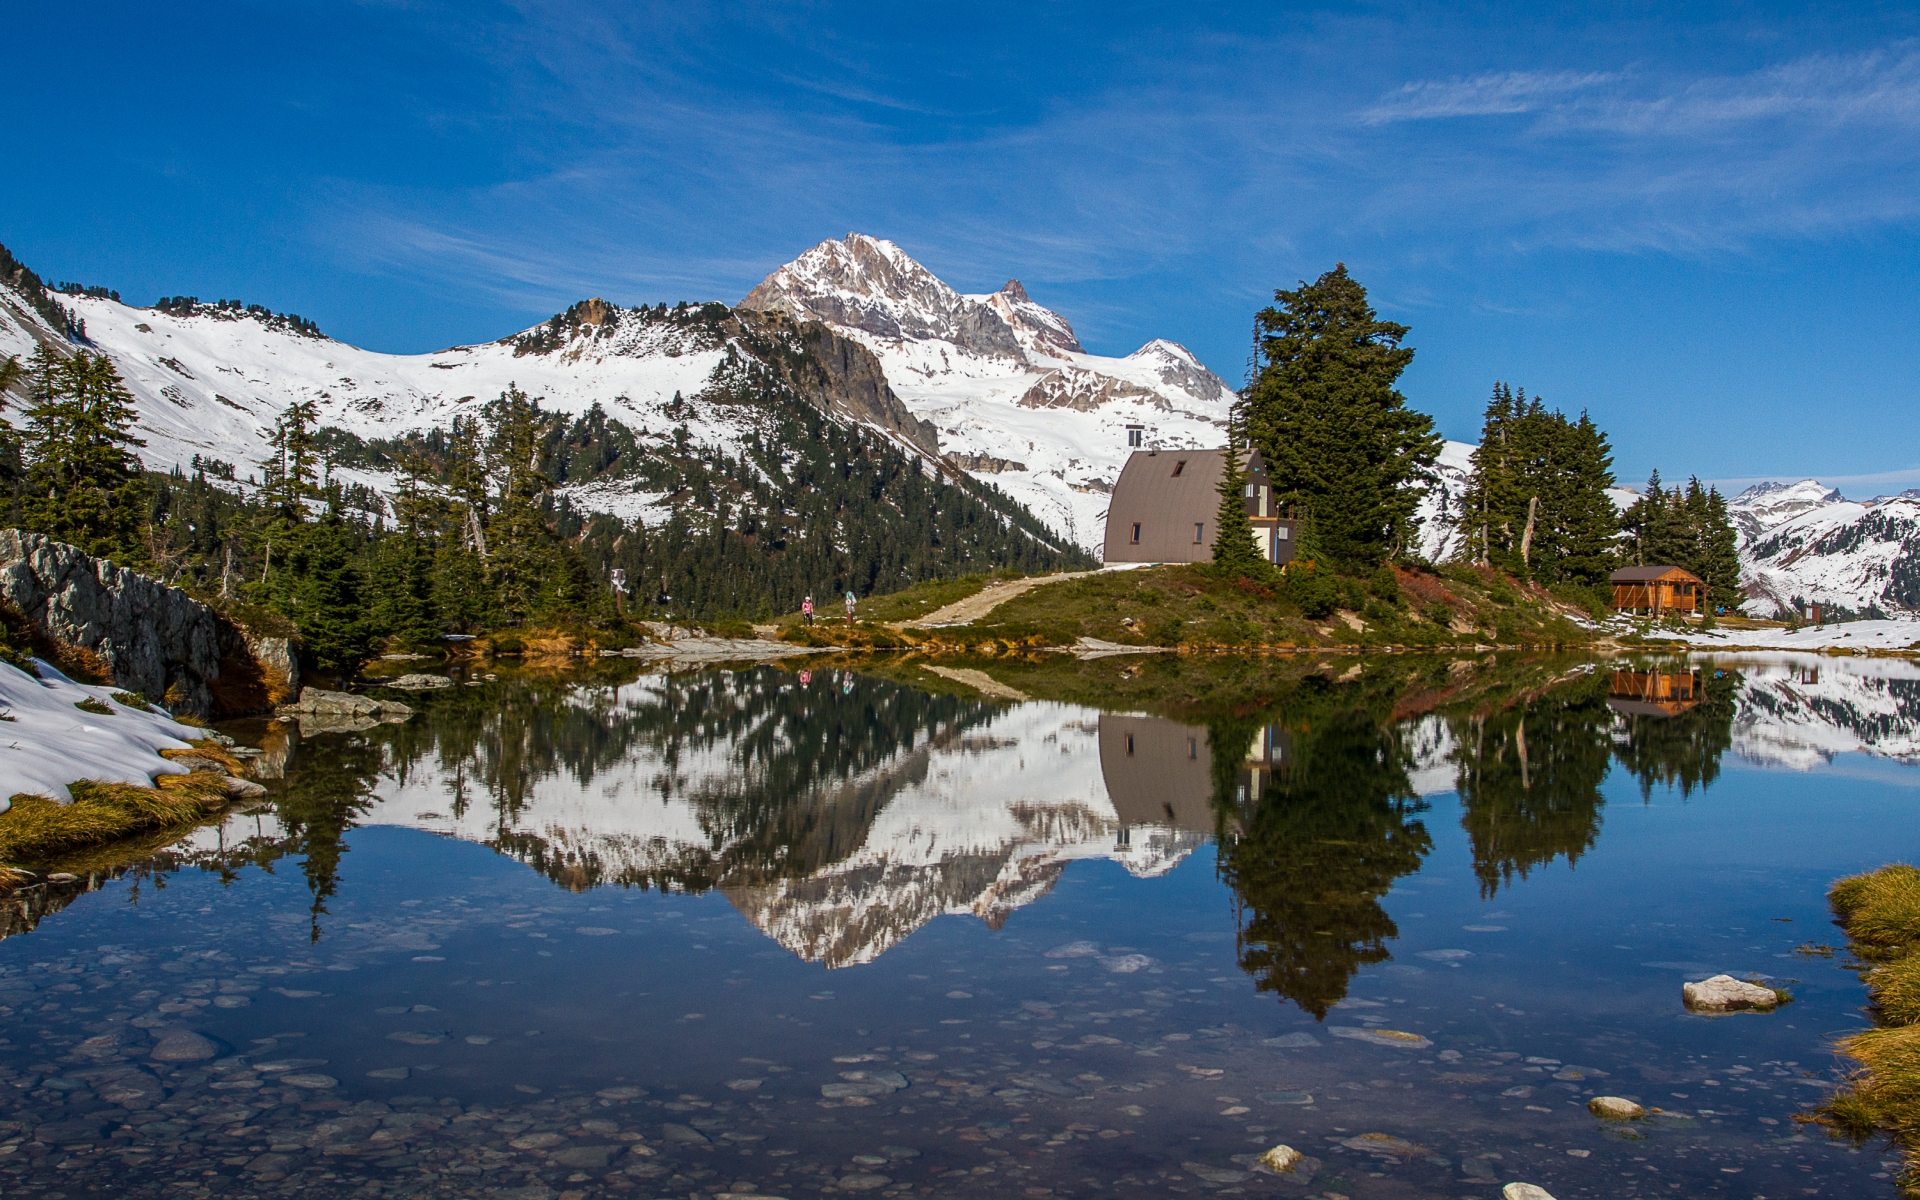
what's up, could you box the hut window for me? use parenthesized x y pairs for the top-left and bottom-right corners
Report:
(1244, 483), (1255, 497)
(1171, 460), (1186, 477)
(1130, 522), (1141, 544)
(1275, 525), (1290, 540)
(1125, 734), (1135, 756)
(1193, 522), (1204, 543)
(1127, 427), (1143, 447)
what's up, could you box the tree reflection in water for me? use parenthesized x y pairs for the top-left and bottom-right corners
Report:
(1208, 679), (1432, 1020)
(1207, 659), (1745, 1018)
(1452, 672), (1613, 898)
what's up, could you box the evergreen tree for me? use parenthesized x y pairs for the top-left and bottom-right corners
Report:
(483, 386), (557, 623)
(21, 347), (148, 561)
(1458, 383), (1618, 587)
(1209, 413), (1271, 583)
(296, 512), (373, 671)
(261, 400), (322, 519)
(1244, 265), (1441, 569)
(1619, 471), (1742, 612)
(1697, 485), (1743, 613)
(368, 536), (440, 648)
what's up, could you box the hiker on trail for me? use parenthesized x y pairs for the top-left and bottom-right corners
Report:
(802, 596), (814, 626)
(845, 591), (856, 622)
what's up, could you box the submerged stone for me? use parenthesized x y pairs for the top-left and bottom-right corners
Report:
(1327, 1026), (1432, 1049)
(150, 1029), (219, 1062)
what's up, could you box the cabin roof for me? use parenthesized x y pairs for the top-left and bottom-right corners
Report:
(1609, 565), (1703, 584)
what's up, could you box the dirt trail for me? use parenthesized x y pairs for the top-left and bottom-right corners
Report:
(901, 571), (1096, 628)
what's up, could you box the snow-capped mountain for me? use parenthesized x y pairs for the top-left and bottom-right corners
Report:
(742, 234), (1235, 550)
(1730, 480), (1920, 618)
(1, 234), (1237, 553)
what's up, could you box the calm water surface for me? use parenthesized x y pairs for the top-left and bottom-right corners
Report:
(2, 653), (1918, 1200)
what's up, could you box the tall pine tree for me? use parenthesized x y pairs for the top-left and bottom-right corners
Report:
(21, 347), (148, 562)
(1244, 265), (1440, 569)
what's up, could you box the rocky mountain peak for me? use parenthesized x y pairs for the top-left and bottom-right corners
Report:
(740, 233), (1025, 359)
(1001, 279), (1030, 302)
(1728, 478), (1849, 543)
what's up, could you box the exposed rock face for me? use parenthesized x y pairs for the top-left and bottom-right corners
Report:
(1017, 367), (1161, 412)
(0, 530), (222, 715)
(1682, 973), (1780, 1012)
(979, 279), (1085, 358)
(740, 310), (942, 458)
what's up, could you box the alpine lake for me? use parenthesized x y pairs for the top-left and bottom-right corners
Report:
(2, 649), (1918, 1200)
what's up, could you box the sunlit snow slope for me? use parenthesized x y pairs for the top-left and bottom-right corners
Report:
(1730, 480), (1920, 618)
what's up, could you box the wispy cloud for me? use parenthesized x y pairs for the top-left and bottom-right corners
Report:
(1359, 70), (1617, 124)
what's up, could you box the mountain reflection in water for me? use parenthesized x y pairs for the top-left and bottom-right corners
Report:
(111, 652), (1920, 1019)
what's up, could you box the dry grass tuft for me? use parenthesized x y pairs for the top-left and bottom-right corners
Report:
(1832, 864), (1920, 949)
(1809, 863), (1920, 1182)
(161, 739), (246, 774)
(1871, 957), (1920, 1027)
(0, 774), (228, 871)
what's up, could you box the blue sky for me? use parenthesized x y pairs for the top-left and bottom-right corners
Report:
(4, 1), (1918, 493)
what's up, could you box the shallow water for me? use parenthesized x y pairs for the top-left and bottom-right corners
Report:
(1, 652), (1917, 1199)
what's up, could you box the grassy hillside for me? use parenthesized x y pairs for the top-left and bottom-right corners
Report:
(783, 562), (1599, 651)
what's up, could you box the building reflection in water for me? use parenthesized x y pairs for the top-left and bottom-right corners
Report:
(1607, 668), (1704, 718)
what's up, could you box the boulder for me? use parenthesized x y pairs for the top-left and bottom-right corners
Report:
(1683, 974), (1780, 1012)
(1504, 1185), (1557, 1200)
(383, 674), (452, 691)
(1588, 1096), (1646, 1120)
(150, 1029), (220, 1062)
(1259, 1145), (1308, 1174)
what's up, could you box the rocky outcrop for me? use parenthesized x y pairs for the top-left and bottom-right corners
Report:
(0, 530), (223, 715)
(740, 310), (942, 458)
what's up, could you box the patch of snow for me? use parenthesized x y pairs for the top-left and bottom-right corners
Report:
(0, 661), (200, 804)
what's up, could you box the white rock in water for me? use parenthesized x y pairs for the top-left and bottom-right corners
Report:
(384, 674), (452, 690)
(1044, 940), (1101, 958)
(1260, 1145), (1305, 1173)
(1504, 1184), (1558, 1200)
(1588, 1095), (1647, 1120)
(1683, 974), (1779, 1012)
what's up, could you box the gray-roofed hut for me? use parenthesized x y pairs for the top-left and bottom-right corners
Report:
(1102, 447), (1297, 565)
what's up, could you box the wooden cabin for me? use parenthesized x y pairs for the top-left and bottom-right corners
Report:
(1610, 565), (1704, 614)
(1606, 669), (1702, 718)
(1103, 446), (1297, 565)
